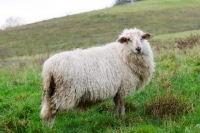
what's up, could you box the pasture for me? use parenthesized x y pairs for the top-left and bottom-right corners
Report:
(0, 0), (200, 132)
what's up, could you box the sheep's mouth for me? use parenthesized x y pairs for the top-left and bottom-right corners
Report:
(137, 51), (142, 54)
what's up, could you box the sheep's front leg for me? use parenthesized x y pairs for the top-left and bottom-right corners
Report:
(114, 93), (125, 117)
(114, 94), (120, 117)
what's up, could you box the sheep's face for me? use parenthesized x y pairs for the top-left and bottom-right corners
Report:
(118, 28), (153, 54)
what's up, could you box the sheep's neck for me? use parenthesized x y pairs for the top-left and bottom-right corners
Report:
(123, 50), (153, 89)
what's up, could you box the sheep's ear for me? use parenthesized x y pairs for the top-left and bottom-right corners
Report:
(141, 33), (153, 40)
(118, 37), (131, 44)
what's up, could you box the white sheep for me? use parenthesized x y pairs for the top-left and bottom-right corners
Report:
(40, 28), (155, 127)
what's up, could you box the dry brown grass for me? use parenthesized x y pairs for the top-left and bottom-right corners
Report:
(144, 94), (193, 119)
(176, 34), (200, 49)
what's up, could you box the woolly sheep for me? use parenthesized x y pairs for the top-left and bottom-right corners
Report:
(40, 28), (155, 127)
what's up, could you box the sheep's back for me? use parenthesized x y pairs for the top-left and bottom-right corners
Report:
(44, 47), (128, 99)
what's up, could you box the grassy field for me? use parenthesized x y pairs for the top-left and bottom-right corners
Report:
(0, 0), (200, 132)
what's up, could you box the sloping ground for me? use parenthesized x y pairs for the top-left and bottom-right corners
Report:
(0, 0), (200, 59)
(0, 30), (199, 133)
(0, 0), (200, 132)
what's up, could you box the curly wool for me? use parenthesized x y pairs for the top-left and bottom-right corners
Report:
(40, 28), (155, 127)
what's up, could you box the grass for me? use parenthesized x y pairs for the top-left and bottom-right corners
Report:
(0, 0), (200, 132)
(1, 41), (200, 132)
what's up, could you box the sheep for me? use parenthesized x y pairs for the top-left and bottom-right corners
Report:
(40, 28), (155, 127)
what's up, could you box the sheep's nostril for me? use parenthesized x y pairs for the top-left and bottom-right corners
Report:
(136, 47), (141, 53)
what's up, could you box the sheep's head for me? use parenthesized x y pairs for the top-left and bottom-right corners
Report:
(117, 28), (153, 54)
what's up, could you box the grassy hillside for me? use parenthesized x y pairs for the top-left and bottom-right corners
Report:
(0, 0), (200, 59)
(0, 0), (200, 132)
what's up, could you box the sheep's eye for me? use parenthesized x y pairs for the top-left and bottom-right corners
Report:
(127, 38), (132, 42)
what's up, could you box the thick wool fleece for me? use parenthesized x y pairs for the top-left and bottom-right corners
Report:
(40, 28), (155, 127)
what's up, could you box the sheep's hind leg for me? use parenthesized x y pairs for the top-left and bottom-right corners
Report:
(47, 103), (57, 128)
(114, 94), (120, 117)
(41, 97), (58, 128)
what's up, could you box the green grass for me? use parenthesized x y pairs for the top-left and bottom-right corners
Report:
(0, 0), (200, 132)
(0, 41), (199, 132)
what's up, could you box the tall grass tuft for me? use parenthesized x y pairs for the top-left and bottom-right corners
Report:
(144, 94), (193, 119)
(176, 34), (200, 49)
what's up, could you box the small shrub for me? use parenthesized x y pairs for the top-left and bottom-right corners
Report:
(176, 34), (200, 49)
(144, 94), (193, 119)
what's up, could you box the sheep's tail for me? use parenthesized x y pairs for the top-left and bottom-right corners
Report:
(40, 73), (56, 128)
